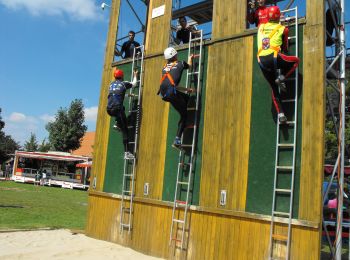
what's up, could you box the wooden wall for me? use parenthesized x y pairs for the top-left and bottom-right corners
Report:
(91, 0), (121, 192)
(86, 193), (321, 259)
(299, 0), (325, 223)
(87, 0), (326, 259)
(135, 57), (169, 200)
(200, 37), (253, 210)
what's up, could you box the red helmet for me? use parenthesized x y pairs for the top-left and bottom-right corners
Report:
(268, 6), (281, 21)
(114, 69), (124, 79)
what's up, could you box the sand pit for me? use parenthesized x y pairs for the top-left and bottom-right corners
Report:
(0, 229), (163, 260)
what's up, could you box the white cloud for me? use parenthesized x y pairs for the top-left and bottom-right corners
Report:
(9, 112), (26, 122)
(0, 0), (101, 21)
(40, 114), (55, 123)
(84, 106), (98, 122)
(4, 113), (42, 145)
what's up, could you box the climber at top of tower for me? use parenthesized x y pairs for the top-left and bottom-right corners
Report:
(247, 0), (270, 27)
(256, 5), (300, 124)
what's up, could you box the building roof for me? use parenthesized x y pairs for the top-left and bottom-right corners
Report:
(15, 151), (89, 162)
(71, 132), (95, 158)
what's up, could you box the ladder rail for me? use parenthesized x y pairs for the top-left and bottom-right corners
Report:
(182, 30), (203, 246)
(169, 30), (203, 249)
(286, 6), (298, 257)
(120, 45), (144, 233)
(269, 7), (298, 260)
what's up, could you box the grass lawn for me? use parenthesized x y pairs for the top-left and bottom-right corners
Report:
(0, 181), (88, 230)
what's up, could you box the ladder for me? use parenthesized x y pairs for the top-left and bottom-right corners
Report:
(268, 7), (299, 260)
(120, 45), (145, 233)
(169, 30), (203, 249)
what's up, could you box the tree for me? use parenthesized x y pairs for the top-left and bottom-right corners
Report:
(24, 133), (39, 152)
(46, 99), (87, 152)
(0, 108), (20, 163)
(325, 70), (350, 162)
(38, 138), (51, 152)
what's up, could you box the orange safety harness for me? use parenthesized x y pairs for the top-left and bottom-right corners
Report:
(160, 62), (177, 86)
(257, 23), (282, 62)
(158, 62), (178, 98)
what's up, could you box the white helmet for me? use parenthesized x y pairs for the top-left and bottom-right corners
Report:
(164, 47), (177, 60)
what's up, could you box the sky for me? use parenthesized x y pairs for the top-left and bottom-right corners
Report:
(0, 0), (349, 146)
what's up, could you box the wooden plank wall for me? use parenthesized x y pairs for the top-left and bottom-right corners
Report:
(200, 37), (253, 210)
(91, 0), (121, 191)
(86, 194), (321, 259)
(145, 0), (172, 54)
(299, 0), (325, 224)
(134, 0), (172, 199)
(212, 0), (246, 38)
(135, 57), (169, 200)
(199, 0), (252, 210)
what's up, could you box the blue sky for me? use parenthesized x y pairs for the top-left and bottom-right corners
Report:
(0, 0), (348, 146)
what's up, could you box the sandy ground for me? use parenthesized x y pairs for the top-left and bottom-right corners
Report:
(0, 229), (163, 260)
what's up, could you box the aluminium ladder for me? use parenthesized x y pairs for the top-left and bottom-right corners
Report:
(120, 45), (145, 233)
(169, 30), (203, 249)
(268, 7), (299, 260)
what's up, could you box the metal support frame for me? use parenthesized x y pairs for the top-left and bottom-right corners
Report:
(323, 0), (347, 259)
(114, 0), (147, 56)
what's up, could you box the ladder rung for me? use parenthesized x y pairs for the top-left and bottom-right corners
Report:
(122, 207), (131, 213)
(282, 99), (296, 103)
(190, 37), (202, 42)
(181, 144), (193, 148)
(288, 36), (296, 40)
(128, 141), (136, 144)
(176, 200), (187, 205)
(272, 234), (288, 241)
(273, 211), (291, 217)
(177, 181), (189, 185)
(188, 71), (199, 75)
(128, 126), (135, 128)
(187, 107), (197, 111)
(286, 121), (296, 124)
(278, 143), (295, 148)
(124, 174), (134, 177)
(275, 188), (292, 194)
(121, 223), (130, 228)
(179, 162), (191, 166)
(173, 219), (185, 224)
(276, 166), (293, 170)
(122, 190), (132, 194)
(171, 238), (182, 242)
(285, 77), (296, 81)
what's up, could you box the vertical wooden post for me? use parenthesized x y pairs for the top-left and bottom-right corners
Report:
(299, 0), (325, 222)
(92, 0), (121, 191)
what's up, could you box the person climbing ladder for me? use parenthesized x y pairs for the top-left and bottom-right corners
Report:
(106, 68), (138, 159)
(257, 5), (299, 123)
(158, 47), (194, 150)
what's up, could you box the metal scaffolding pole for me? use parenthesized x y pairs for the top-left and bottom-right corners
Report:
(335, 0), (346, 258)
(324, 0), (347, 258)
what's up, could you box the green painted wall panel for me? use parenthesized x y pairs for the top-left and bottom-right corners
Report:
(103, 63), (133, 194)
(162, 47), (208, 205)
(246, 25), (304, 217)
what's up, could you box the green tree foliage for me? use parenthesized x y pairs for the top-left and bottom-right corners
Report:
(325, 70), (350, 161)
(0, 108), (20, 163)
(38, 138), (51, 152)
(46, 99), (87, 152)
(24, 133), (39, 152)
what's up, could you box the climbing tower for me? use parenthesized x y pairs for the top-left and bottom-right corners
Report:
(86, 0), (326, 259)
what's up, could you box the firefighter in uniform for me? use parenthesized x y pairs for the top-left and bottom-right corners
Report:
(107, 68), (138, 159)
(158, 47), (194, 150)
(257, 6), (300, 123)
